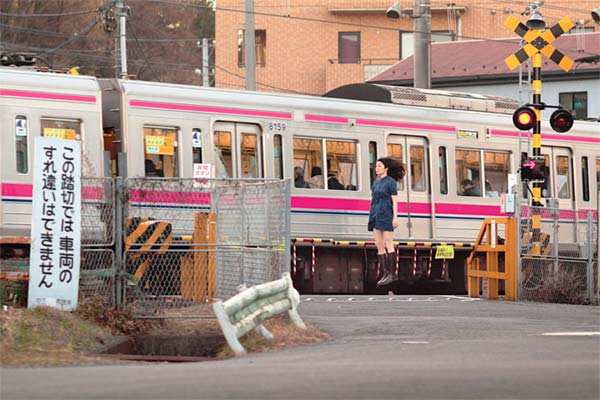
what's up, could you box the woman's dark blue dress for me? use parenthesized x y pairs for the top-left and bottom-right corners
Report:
(368, 175), (398, 232)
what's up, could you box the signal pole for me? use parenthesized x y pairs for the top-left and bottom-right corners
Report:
(413, 0), (431, 89)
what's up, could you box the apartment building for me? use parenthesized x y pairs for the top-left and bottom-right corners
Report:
(215, 0), (597, 95)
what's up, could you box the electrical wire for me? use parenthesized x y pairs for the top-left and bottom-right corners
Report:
(126, 19), (161, 81)
(0, 8), (100, 18)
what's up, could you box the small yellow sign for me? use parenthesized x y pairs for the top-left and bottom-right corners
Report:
(145, 135), (174, 155)
(435, 245), (455, 259)
(43, 128), (76, 140)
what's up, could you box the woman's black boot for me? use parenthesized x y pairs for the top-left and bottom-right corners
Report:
(387, 251), (398, 283)
(377, 253), (391, 286)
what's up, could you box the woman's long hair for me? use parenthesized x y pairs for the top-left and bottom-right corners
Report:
(378, 157), (405, 182)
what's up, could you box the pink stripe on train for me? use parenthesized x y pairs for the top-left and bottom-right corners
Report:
(1, 183), (32, 197)
(130, 100), (292, 120)
(0, 89), (96, 103)
(305, 114), (349, 124)
(355, 118), (455, 133)
(491, 129), (600, 144)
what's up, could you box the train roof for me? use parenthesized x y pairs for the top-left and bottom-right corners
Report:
(323, 83), (521, 115)
(0, 67), (100, 94)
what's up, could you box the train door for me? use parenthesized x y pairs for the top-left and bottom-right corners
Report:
(212, 122), (263, 178)
(541, 146), (575, 210)
(386, 135), (432, 239)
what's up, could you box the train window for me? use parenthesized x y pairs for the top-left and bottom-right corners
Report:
(369, 141), (377, 187)
(15, 115), (28, 174)
(192, 128), (202, 164)
(273, 134), (283, 180)
(214, 130), (232, 178)
(596, 158), (600, 192)
(240, 132), (260, 178)
(294, 137), (323, 189)
(483, 151), (509, 198)
(386, 143), (404, 191)
(143, 126), (178, 177)
(41, 118), (80, 140)
(555, 155), (571, 199)
(456, 149), (480, 196)
(326, 140), (357, 191)
(410, 145), (426, 192)
(581, 157), (590, 202)
(438, 147), (447, 195)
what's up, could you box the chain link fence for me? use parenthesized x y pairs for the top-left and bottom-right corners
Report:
(519, 204), (598, 303)
(80, 177), (115, 305)
(121, 178), (290, 317)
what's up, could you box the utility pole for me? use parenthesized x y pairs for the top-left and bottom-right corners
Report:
(245, 0), (256, 90)
(117, 0), (128, 78)
(202, 38), (210, 87)
(413, 0), (431, 89)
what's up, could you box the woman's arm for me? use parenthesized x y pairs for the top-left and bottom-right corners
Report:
(391, 194), (399, 228)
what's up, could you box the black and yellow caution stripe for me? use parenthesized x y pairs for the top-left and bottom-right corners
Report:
(292, 238), (473, 248)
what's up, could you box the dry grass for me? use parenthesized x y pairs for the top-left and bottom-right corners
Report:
(1, 300), (328, 367)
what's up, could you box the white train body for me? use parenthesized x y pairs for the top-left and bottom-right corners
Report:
(2, 68), (598, 293)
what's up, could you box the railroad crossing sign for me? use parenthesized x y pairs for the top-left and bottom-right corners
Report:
(504, 15), (575, 71)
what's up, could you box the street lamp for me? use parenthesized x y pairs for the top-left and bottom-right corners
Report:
(386, 1), (431, 89)
(592, 7), (600, 25)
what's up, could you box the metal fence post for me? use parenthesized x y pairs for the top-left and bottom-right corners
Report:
(516, 190), (523, 300)
(284, 179), (291, 275)
(114, 176), (125, 307)
(586, 211), (594, 299)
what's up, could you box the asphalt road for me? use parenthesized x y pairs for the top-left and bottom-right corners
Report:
(1, 295), (599, 400)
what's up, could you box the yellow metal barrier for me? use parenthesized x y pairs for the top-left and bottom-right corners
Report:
(181, 212), (216, 302)
(467, 217), (517, 301)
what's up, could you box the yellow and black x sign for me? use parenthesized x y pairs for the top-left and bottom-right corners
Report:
(504, 15), (575, 71)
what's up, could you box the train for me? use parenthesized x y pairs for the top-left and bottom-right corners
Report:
(1, 67), (599, 294)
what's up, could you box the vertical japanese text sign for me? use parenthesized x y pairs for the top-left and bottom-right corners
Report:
(28, 137), (82, 311)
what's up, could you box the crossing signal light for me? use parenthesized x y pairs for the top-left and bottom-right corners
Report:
(520, 157), (545, 182)
(513, 106), (536, 131)
(549, 109), (573, 133)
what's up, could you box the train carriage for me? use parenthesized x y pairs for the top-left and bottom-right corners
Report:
(1, 67), (598, 294)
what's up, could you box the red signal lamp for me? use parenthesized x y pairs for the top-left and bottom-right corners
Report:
(549, 109), (574, 133)
(512, 106), (536, 131)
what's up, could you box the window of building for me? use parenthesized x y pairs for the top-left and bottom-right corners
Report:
(555, 155), (571, 199)
(438, 146), (447, 195)
(338, 32), (360, 63)
(143, 126), (178, 177)
(273, 134), (283, 180)
(15, 115), (28, 174)
(237, 29), (266, 67)
(400, 31), (452, 59)
(581, 157), (590, 202)
(559, 92), (587, 120)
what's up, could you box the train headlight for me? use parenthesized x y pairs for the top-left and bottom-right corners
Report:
(549, 109), (573, 133)
(512, 106), (536, 131)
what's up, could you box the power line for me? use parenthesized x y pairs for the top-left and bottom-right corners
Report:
(126, 19), (161, 81)
(0, 8), (99, 18)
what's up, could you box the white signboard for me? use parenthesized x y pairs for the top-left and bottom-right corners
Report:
(193, 163), (211, 188)
(28, 137), (82, 311)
